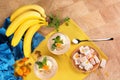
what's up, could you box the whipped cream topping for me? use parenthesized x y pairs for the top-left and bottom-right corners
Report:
(47, 60), (53, 70)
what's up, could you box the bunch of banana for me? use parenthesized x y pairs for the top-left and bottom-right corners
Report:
(5, 5), (48, 58)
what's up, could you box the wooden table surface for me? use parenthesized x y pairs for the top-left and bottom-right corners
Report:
(0, 0), (120, 80)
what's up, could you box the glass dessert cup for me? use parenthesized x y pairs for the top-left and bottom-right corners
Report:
(47, 32), (70, 55)
(34, 56), (58, 80)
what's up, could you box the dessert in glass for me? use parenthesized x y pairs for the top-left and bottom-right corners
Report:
(47, 32), (70, 55)
(34, 56), (58, 80)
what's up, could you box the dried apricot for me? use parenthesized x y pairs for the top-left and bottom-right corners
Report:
(43, 65), (49, 70)
(17, 60), (25, 67)
(16, 68), (24, 76)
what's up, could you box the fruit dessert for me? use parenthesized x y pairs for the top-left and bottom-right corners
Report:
(34, 56), (58, 79)
(71, 46), (101, 72)
(47, 32), (70, 55)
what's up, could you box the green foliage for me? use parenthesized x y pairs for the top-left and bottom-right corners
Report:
(36, 57), (47, 69)
(48, 14), (60, 32)
(51, 36), (63, 50)
(47, 14), (70, 32)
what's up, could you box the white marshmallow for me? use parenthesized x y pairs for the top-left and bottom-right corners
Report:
(86, 53), (93, 59)
(84, 66), (90, 71)
(84, 46), (90, 50)
(94, 55), (100, 63)
(81, 60), (91, 67)
(90, 49), (95, 54)
(80, 56), (88, 63)
(74, 58), (81, 65)
(79, 46), (84, 53)
(79, 64), (84, 69)
(81, 61), (88, 67)
(84, 50), (91, 56)
(73, 52), (79, 60)
(79, 46), (91, 55)
(84, 62), (93, 71)
(100, 59), (106, 68)
(79, 54), (84, 58)
(90, 58), (96, 65)
(88, 63), (93, 68)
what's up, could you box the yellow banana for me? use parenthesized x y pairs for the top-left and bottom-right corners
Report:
(11, 19), (44, 47)
(23, 22), (48, 57)
(10, 4), (46, 21)
(6, 11), (45, 37)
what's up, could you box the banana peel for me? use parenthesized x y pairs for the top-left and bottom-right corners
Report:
(23, 22), (48, 58)
(6, 11), (44, 37)
(11, 19), (44, 47)
(6, 4), (47, 60)
(10, 4), (46, 21)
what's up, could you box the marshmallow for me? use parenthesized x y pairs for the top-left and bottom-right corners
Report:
(90, 49), (95, 54)
(81, 61), (88, 67)
(80, 56), (88, 63)
(79, 46), (84, 53)
(74, 58), (81, 65)
(84, 62), (93, 71)
(79, 46), (91, 55)
(81, 60), (91, 67)
(79, 64), (84, 69)
(100, 59), (106, 68)
(73, 52), (80, 60)
(94, 55), (100, 63)
(90, 58), (96, 65)
(86, 53), (93, 59)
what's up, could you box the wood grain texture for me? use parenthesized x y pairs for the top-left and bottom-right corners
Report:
(0, 0), (120, 80)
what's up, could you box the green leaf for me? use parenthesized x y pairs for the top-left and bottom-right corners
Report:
(51, 36), (64, 50)
(59, 40), (63, 44)
(64, 17), (70, 26)
(47, 14), (70, 32)
(55, 36), (61, 43)
(35, 57), (48, 69)
(56, 36), (60, 40)
(36, 61), (43, 68)
(52, 36), (60, 43)
(47, 14), (61, 32)
(51, 43), (56, 51)
(64, 17), (70, 22)
(42, 57), (47, 65)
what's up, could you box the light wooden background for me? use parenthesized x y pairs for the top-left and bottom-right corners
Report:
(0, 0), (120, 80)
